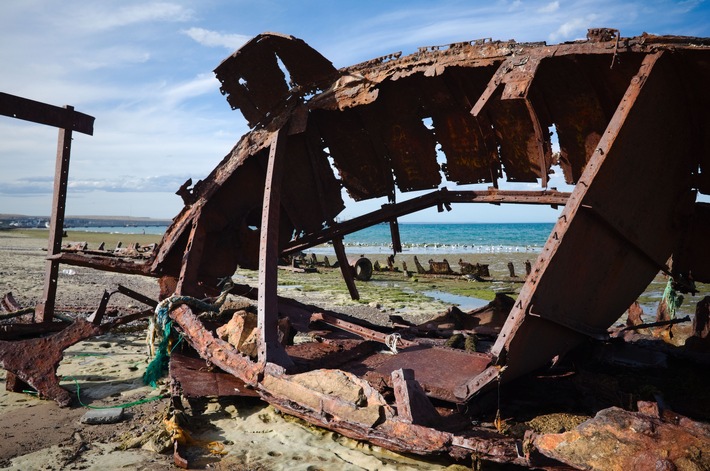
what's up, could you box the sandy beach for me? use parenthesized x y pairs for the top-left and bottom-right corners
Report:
(0, 229), (491, 470)
(1, 229), (706, 470)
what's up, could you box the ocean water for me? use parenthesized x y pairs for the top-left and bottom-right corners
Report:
(67, 225), (168, 235)
(323, 222), (554, 255)
(67, 222), (555, 254)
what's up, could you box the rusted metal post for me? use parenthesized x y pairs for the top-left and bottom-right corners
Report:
(257, 127), (294, 368)
(37, 114), (74, 322)
(175, 218), (206, 296)
(391, 368), (440, 426)
(332, 237), (359, 300)
(507, 261), (516, 277)
(389, 219), (402, 253)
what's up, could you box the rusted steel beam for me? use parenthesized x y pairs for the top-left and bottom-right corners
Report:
(169, 304), (261, 385)
(257, 125), (293, 368)
(47, 252), (154, 276)
(115, 284), (159, 308)
(451, 434), (527, 465)
(331, 237), (360, 301)
(176, 218), (207, 295)
(265, 387), (525, 465)
(389, 219), (402, 253)
(1, 95), (94, 323)
(259, 369), (456, 456)
(87, 289), (112, 325)
(391, 368), (441, 426)
(36, 120), (74, 322)
(86, 285), (157, 324)
(0, 321), (67, 340)
(283, 189), (569, 255)
(0, 92), (94, 135)
(310, 312), (416, 349)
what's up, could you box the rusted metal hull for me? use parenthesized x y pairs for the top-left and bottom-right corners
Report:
(154, 30), (710, 465)
(2, 29), (710, 468)
(459, 50), (701, 399)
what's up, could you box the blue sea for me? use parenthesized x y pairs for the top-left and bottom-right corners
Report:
(330, 222), (554, 255)
(67, 225), (168, 235)
(69, 222), (554, 255)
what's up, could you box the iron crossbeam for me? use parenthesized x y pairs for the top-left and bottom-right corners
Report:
(283, 188), (569, 256)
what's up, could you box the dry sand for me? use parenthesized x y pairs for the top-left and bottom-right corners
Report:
(0, 230), (474, 470)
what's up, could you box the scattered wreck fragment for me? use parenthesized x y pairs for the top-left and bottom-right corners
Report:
(2, 29), (710, 468)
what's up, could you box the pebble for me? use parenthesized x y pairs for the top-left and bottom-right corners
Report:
(80, 408), (124, 424)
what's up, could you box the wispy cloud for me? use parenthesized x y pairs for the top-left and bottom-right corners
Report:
(549, 15), (600, 42)
(676, 0), (704, 13)
(72, 2), (193, 33)
(539, 1), (560, 14)
(0, 174), (194, 195)
(183, 27), (251, 50)
(157, 73), (221, 107)
(71, 46), (152, 71)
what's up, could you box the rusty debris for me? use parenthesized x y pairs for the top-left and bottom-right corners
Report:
(2, 29), (710, 468)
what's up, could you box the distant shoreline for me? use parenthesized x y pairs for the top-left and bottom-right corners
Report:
(0, 214), (172, 230)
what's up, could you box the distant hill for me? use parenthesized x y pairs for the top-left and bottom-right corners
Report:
(0, 214), (173, 229)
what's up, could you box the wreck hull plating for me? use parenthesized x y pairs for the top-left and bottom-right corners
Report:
(157, 31), (710, 464)
(463, 51), (698, 398)
(3, 29), (710, 468)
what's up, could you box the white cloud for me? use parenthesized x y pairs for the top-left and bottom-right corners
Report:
(549, 15), (599, 42)
(539, 1), (560, 13)
(159, 73), (220, 106)
(73, 2), (193, 33)
(72, 46), (152, 71)
(509, 1), (523, 12)
(1, 173), (199, 195)
(183, 27), (251, 50)
(676, 0), (703, 13)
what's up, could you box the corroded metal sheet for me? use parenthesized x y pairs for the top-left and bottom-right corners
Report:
(0, 319), (105, 406)
(151, 32), (710, 299)
(170, 352), (259, 398)
(460, 51), (699, 400)
(214, 33), (337, 128)
(371, 346), (492, 403)
(532, 57), (608, 184)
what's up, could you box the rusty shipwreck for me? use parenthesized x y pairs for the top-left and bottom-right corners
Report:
(2, 29), (710, 467)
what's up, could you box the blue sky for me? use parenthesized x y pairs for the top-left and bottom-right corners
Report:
(1, 0), (708, 222)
